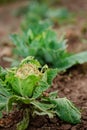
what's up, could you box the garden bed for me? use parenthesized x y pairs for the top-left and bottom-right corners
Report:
(0, 1), (87, 130)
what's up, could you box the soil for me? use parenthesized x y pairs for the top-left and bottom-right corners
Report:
(0, 0), (87, 130)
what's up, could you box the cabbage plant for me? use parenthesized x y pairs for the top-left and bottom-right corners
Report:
(0, 57), (81, 130)
(11, 24), (87, 70)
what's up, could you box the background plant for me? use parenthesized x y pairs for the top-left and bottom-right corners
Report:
(0, 57), (81, 130)
(14, 0), (75, 30)
(11, 22), (87, 71)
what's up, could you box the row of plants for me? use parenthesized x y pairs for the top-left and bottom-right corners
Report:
(15, 0), (75, 27)
(0, 1), (87, 130)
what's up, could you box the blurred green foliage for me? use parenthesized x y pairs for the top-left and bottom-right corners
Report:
(15, 1), (75, 30)
(0, 0), (20, 4)
(37, 0), (61, 5)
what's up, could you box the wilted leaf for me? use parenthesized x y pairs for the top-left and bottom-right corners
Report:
(31, 101), (54, 118)
(50, 97), (81, 124)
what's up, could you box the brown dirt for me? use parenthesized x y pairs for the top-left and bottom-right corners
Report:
(61, 0), (87, 11)
(0, 0), (87, 130)
(0, 110), (23, 129)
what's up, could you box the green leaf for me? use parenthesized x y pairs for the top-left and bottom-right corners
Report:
(32, 81), (49, 99)
(0, 67), (7, 80)
(0, 82), (12, 118)
(32, 67), (58, 99)
(50, 97), (81, 124)
(0, 81), (11, 97)
(31, 101), (54, 118)
(49, 91), (58, 99)
(58, 51), (87, 71)
(46, 68), (58, 85)
(10, 34), (29, 58)
(7, 95), (31, 112)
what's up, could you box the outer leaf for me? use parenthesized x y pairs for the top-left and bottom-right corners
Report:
(0, 67), (6, 80)
(32, 81), (49, 99)
(32, 68), (58, 99)
(58, 51), (87, 71)
(0, 82), (12, 118)
(10, 34), (29, 57)
(0, 81), (11, 97)
(7, 95), (31, 112)
(0, 96), (7, 118)
(46, 68), (58, 85)
(49, 91), (58, 99)
(50, 97), (81, 124)
(31, 101), (54, 118)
